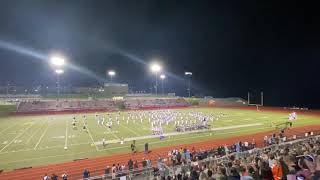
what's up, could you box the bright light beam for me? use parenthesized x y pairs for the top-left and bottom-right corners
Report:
(0, 40), (48, 61)
(0, 40), (105, 82)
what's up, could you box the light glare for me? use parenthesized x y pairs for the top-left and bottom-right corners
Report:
(50, 56), (65, 66)
(108, 70), (116, 76)
(151, 64), (161, 72)
(160, 74), (166, 79)
(55, 69), (64, 74)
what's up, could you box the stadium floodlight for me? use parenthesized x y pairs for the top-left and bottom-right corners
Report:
(151, 64), (161, 72)
(108, 70), (116, 76)
(55, 69), (64, 74)
(50, 56), (65, 67)
(185, 71), (192, 97)
(160, 74), (166, 79)
(150, 63), (162, 95)
(160, 74), (166, 95)
(54, 69), (64, 101)
(108, 70), (116, 83)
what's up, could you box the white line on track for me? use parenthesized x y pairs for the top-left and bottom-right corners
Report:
(33, 122), (49, 150)
(0, 123), (34, 152)
(64, 119), (68, 148)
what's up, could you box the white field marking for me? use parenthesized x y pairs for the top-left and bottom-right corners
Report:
(0, 121), (19, 135)
(52, 136), (65, 139)
(85, 125), (99, 151)
(26, 120), (47, 144)
(95, 124), (265, 147)
(119, 123), (140, 137)
(0, 126), (271, 157)
(0, 127), (266, 164)
(103, 125), (120, 139)
(33, 122), (49, 150)
(0, 148), (34, 155)
(0, 123), (34, 152)
(65, 119), (68, 148)
(103, 131), (119, 134)
(119, 123), (263, 142)
(38, 141), (99, 150)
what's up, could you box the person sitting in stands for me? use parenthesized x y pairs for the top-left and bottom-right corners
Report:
(128, 159), (134, 170)
(104, 166), (110, 176)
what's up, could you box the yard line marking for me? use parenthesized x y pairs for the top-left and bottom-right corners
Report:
(103, 124), (120, 140)
(0, 148), (34, 155)
(0, 121), (19, 135)
(85, 124), (99, 151)
(119, 123), (140, 137)
(1, 126), (272, 155)
(26, 120), (47, 144)
(33, 122), (49, 150)
(64, 119), (68, 148)
(0, 123), (34, 152)
(0, 126), (272, 162)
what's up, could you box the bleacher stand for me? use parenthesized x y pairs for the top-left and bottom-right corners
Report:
(16, 98), (189, 113)
(17, 100), (117, 113)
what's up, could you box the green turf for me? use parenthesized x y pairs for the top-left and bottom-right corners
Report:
(0, 107), (319, 171)
(0, 105), (16, 116)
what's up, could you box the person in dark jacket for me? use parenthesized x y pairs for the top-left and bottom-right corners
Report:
(259, 161), (274, 180)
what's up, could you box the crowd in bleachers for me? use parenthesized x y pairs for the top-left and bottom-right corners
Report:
(39, 130), (320, 180)
(151, 137), (320, 180)
(17, 100), (117, 112)
(17, 98), (189, 113)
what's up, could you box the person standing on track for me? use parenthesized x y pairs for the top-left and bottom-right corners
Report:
(83, 169), (90, 179)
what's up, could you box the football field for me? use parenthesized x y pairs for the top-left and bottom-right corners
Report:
(0, 107), (318, 171)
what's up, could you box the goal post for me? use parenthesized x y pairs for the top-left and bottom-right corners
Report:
(247, 91), (264, 106)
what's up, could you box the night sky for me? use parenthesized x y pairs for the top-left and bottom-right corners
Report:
(0, 1), (319, 108)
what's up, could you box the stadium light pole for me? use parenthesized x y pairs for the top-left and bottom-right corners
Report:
(185, 72), (192, 97)
(55, 69), (64, 100)
(50, 55), (65, 101)
(150, 63), (162, 96)
(108, 70), (116, 83)
(160, 74), (166, 96)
